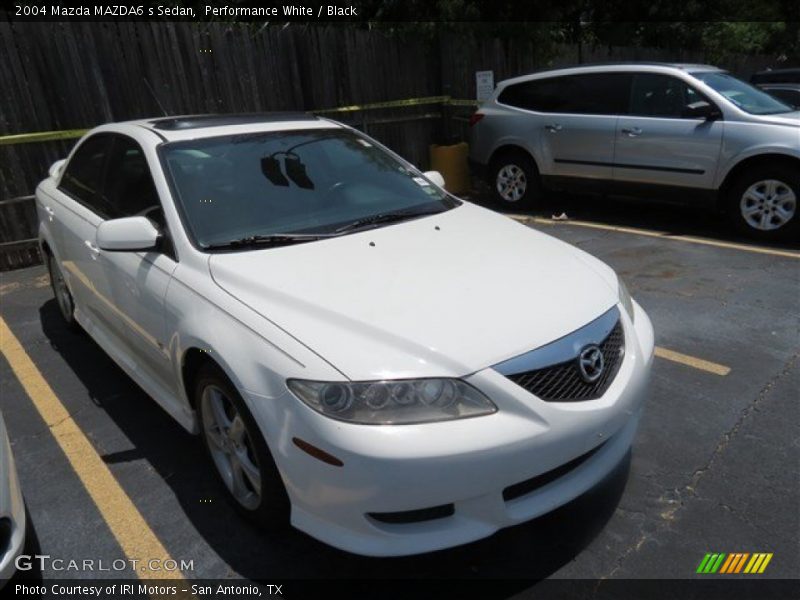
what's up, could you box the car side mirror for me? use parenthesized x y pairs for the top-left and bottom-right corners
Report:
(684, 101), (721, 120)
(423, 170), (446, 188)
(96, 216), (160, 252)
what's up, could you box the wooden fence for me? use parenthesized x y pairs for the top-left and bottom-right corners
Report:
(0, 22), (783, 270)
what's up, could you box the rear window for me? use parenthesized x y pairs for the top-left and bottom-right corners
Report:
(497, 73), (631, 115)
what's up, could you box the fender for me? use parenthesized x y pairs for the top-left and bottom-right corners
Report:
(715, 144), (800, 189)
(164, 268), (343, 434)
(488, 135), (540, 166)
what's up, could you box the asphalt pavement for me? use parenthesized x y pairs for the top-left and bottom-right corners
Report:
(0, 201), (798, 598)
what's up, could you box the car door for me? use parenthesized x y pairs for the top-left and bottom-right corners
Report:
(614, 72), (724, 189)
(518, 72), (630, 180)
(92, 134), (179, 394)
(54, 133), (115, 322)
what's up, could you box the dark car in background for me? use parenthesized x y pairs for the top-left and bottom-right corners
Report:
(751, 68), (800, 109)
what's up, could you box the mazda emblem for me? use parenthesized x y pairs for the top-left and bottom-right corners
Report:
(577, 345), (604, 383)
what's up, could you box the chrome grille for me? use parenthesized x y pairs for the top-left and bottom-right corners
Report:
(507, 320), (625, 402)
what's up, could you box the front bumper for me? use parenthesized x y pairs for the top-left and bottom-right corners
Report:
(252, 301), (654, 557)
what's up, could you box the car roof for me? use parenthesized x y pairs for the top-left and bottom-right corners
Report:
(497, 62), (723, 88)
(751, 68), (800, 84)
(96, 112), (343, 142)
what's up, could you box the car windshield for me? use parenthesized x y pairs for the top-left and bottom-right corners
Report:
(160, 129), (457, 249)
(693, 71), (794, 115)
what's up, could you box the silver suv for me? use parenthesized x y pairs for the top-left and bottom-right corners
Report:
(469, 64), (800, 241)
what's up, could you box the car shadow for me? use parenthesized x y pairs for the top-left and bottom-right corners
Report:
(466, 184), (799, 251)
(39, 299), (630, 594)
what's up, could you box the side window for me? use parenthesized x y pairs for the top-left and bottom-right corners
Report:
(629, 73), (704, 118)
(104, 136), (164, 228)
(498, 77), (568, 112)
(498, 73), (630, 115)
(59, 134), (114, 216)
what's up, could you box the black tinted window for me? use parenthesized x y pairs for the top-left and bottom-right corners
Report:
(629, 73), (704, 118)
(59, 135), (113, 214)
(498, 73), (631, 114)
(104, 136), (162, 225)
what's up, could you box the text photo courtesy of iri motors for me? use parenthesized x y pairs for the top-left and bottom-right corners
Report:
(0, 2), (798, 600)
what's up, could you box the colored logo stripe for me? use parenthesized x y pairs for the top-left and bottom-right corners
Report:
(744, 553), (773, 574)
(698, 552), (773, 574)
(697, 553), (726, 573)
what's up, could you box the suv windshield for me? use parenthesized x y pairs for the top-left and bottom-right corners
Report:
(693, 71), (794, 115)
(161, 129), (457, 249)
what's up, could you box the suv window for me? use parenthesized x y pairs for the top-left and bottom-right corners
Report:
(629, 73), (705, 118)
(497, 73), (631, 115)
(104, 136), (163, 227)
(59, 134), (113, 215)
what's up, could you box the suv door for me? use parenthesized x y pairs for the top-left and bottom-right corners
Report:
(499, 72), (630, 181)
(94, 134), (179, 396)
(55, 133), (115, 319)
(614, 73), (723, 190)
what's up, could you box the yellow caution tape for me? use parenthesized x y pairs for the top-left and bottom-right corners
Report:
(313, 95), (452, 114)
(0, 128), (90, 146)
(0, 97), (479, 145)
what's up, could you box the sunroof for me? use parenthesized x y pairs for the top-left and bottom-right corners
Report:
(149, 112), (318, 131)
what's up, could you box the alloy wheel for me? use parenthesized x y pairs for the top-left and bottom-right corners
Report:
(496, 164), (528, 202)
(201, 385), (262, 510)
(740, 179), (796, 231)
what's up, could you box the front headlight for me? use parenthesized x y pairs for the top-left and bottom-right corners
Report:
(618, 276), (635, 323)
(287, 378), (497, 425)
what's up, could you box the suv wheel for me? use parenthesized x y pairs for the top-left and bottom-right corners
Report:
(46, 253), (78, 330)
(727, 165), (799, 241)
(196, 363), (290, 529)
(489, 151), (541, 208)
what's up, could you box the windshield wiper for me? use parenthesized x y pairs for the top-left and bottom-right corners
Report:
(334, 208), (441, 233)
(203, 233), (335, 250)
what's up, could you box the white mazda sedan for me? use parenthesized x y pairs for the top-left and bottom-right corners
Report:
(36, 114), (654, 556)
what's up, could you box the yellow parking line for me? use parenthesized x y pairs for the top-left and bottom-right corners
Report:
(0, 317), (183, 580)
(509, 215), (800, 260)
(654, 346), (731, 376)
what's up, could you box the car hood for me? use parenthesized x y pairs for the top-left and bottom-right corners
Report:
(752, 111), (800, 127)
(209, 203), (618, 380)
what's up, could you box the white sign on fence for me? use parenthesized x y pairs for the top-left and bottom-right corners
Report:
(475, 70), (494, 102)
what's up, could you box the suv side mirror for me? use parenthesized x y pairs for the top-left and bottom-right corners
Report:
(97, 217), (160, 252)
(684, 101), (722, 120)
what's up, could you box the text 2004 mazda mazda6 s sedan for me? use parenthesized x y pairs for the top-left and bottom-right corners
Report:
(36, 113), (654, 556)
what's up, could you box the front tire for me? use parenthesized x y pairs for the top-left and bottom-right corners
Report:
(195, 363), (290, 529)
(46, 252), (78, 331)
(727, 165), (799, 242)
(489, 151), (541, 208)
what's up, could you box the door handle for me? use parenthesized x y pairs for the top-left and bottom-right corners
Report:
(621, 127), (643, 137)
(84, 240), (100, 257)
(44, 206), (55, 221)
(545, 124), (563, 132)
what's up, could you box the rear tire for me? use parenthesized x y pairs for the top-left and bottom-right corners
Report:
(726, 165), (799, 242)
(46, 252), (78, 331)
(489, 151), (541, 209)
(195, 362), (290, 530)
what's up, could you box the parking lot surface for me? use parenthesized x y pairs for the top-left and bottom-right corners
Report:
(1, 209), (798, 595)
